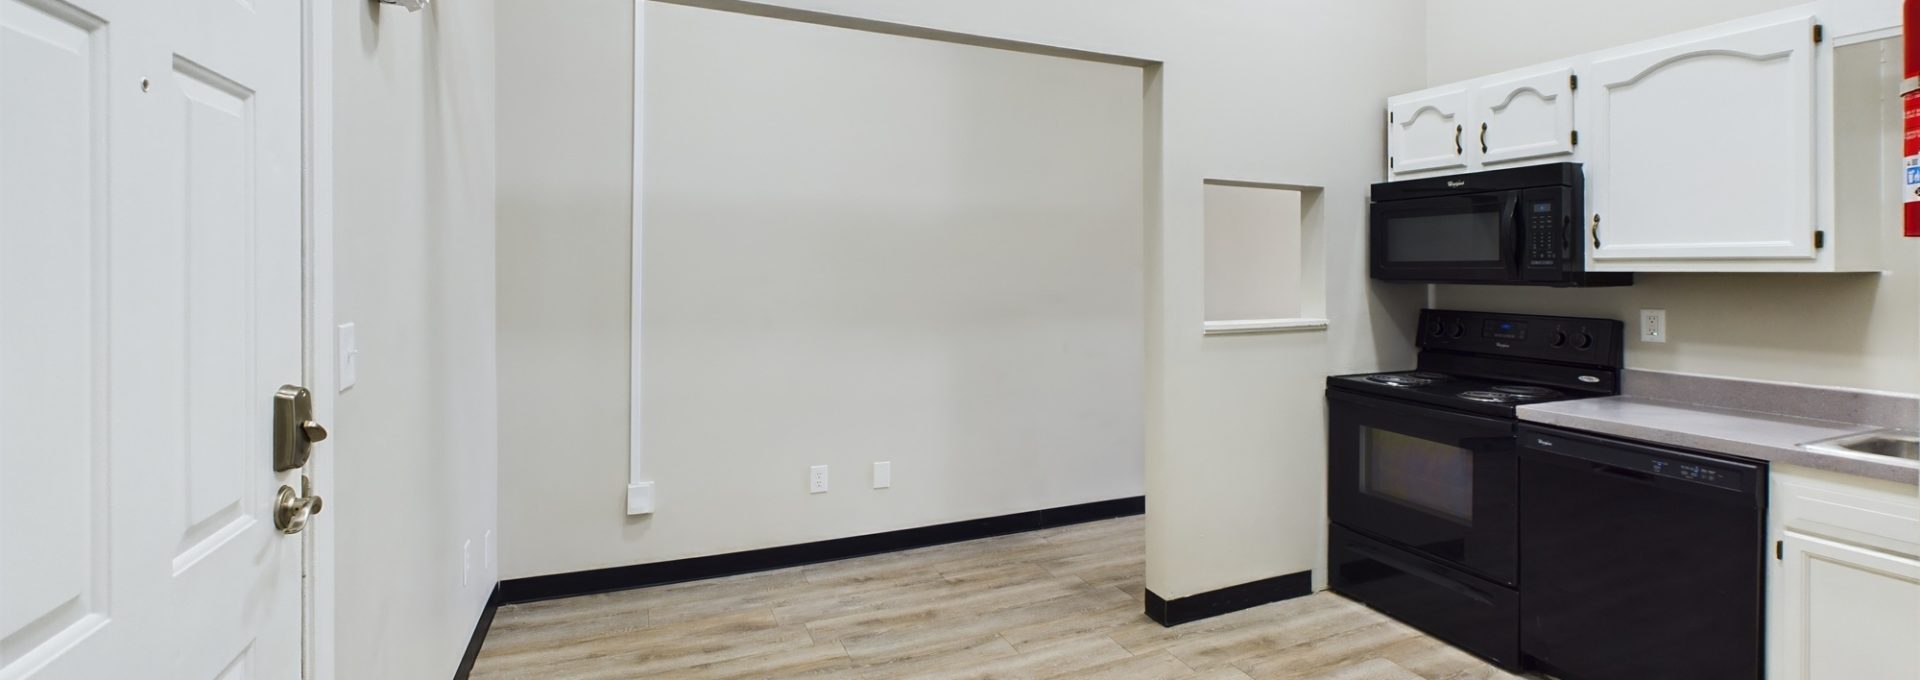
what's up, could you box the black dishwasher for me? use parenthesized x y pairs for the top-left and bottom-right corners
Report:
(1517, 424), (1766, 680)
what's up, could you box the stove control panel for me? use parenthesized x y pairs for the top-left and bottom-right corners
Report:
(1419, 309), (1622, 368)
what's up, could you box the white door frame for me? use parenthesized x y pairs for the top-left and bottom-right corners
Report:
(299, 0), (336, 678)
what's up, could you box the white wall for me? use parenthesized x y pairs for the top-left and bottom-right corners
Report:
(1425, 0), (1920, 393)
(498, 0), (1428, 600)
(504, 1), (1147, 576)
(332, 0), (499, 677)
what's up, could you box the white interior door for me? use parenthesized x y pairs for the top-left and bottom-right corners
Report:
(0, 0), (307, 677)
(1387, 88), (1471, 176)
(1475, 65), (1576, 167)
(1584, 14), (1819, 262)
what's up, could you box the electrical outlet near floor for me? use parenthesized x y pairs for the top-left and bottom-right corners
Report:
(810, 465), (829, 494)
(1640, 309), (1668, 343)
(873, 461), (891, 489)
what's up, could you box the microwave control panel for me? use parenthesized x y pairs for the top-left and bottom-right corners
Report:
(1525, 201), (1558, 267)
(1519, 186), (1573, 281)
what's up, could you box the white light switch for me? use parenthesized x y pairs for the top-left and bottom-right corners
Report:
(1640, 309), (1667, 343)
(337, 322), (359, 390)
(873, 461), (891, 489)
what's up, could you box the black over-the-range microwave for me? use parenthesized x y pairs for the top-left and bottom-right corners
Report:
(1369, 163), (1631, 287)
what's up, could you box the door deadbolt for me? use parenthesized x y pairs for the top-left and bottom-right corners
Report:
(275, 475), (324, 534)
(273, 385), (328, 471)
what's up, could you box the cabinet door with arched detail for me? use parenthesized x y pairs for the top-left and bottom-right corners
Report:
(1475, 66), (1577, 168)
(1386, 87), (1471, 178)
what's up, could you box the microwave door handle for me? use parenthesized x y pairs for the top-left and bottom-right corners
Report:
(1503, 195), (1522, 276)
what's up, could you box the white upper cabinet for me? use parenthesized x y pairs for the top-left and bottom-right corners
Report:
(1476, 66), (1578, 167)
(1387, 88), (1471, 177)
(1384, 6), (1889, 274)
(1585, 14), (1820, 264)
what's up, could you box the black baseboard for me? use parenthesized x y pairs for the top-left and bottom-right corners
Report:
(1143, 570), (1312, 627)
(451, 584), (502, 680)
(498, 496), (1145, 605)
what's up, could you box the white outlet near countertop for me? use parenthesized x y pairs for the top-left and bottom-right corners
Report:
(1639, 309), (1667, 343)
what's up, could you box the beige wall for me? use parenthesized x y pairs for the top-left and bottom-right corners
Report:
(497, 0), (1430, 598)
(333, 0), (499, 677)
(502, 1), (1148, 577)
(1426, 0), (1920, 394)
(1205, 184), (1306, 322)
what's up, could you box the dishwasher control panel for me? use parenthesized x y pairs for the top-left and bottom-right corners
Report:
(1522, 429), (1763, 496)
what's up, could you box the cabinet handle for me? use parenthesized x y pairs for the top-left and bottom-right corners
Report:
(1454, 124), (1463, 155)
(1591, 214), (1602, 249)
(1480, 123), (1488, 154)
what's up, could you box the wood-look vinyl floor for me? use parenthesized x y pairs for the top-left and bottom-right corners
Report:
(470, 516), (1529, 679)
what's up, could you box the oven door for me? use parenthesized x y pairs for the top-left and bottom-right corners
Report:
(1328, 389), (1517, 585)
(1370, 190), (1518, 284)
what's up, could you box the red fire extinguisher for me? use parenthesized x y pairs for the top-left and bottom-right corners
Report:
(1905, 0), (1920, 235)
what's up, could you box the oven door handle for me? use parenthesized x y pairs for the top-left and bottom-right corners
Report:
(1348, 542), (1496, 605)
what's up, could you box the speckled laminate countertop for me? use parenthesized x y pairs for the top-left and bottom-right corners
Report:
(1518, 397), (1916, 484)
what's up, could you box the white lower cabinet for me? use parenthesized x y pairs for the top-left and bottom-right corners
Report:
(1772, 532), (1920, 680)
(1768, 467), (1920, 680)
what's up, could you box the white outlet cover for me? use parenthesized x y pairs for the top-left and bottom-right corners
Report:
(810, 465), (829, 494)
(1640, 309), (1668, 343)
(627, 481), (656, 515)
(873, 461), (891, 489)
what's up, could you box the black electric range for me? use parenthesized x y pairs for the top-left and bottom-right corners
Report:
(1325, 309), (1623, 670)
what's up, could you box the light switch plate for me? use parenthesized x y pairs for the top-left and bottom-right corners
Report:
(1640, 309), (1667, 343)
(873, 461), (891, 489)
(336, 322), (359, 391)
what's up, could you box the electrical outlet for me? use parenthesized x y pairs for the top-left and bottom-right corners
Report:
(810, 465), (829, 494)
(1640, 309), (1668, 343)
(873, 461), (891, 489)
(462, 539), (472, 587)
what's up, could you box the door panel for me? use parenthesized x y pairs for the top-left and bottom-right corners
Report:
(0, 0), (110, 675)
(1476, 66), (1575, 167)
(1773, 532), (1920, 680)
(1388, 89), (1471, 176)
(1585, 14), (1818, 261)
(0, 0), (304, 677)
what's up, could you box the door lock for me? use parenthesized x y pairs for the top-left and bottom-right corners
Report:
(274, 475), (324, 535)
(273, 385), (328, 471)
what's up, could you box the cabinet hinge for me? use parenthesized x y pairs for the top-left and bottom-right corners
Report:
(1389, 156), (1395, 168)
(1813, 24), (1824, 43)
(1814, 230), (1826, 249)
(1570, 130), (1580, 146)
(1389, 111), (1395, 124)
(1776, 540), (1784, 560)
(1569, 74), (1579, 91)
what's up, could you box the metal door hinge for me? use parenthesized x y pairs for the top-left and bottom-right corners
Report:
(1776, 540), (1784, 560)
(1571, 130), (1580, 146)
(1569, 74), (1579, 91)
(1814, 230), (1826, 249)
(1813, 24), (1824, 43)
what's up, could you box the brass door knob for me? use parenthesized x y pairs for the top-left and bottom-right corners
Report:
(275, 475), (324, 535)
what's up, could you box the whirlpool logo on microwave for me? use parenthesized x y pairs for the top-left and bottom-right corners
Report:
(1446, 180), (1467, 188)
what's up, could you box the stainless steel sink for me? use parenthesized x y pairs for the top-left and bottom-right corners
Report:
(1802, 430), (1920, 462)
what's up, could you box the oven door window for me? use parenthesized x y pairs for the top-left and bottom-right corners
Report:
(1328, 390), (1518, 585)
(1362, 427), (1473, 524)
